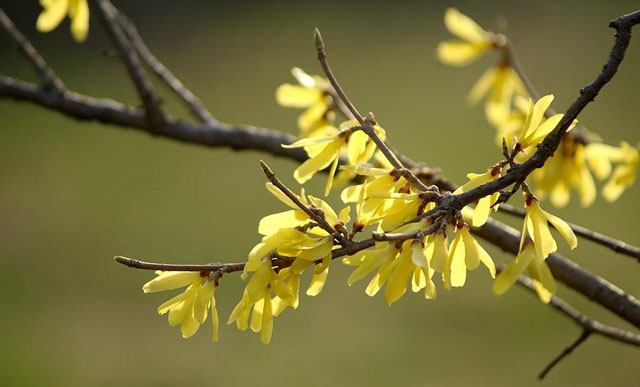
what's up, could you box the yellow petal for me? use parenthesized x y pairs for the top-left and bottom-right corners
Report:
(69, 0), (89, 42)
(143, 271), (200, 293)
(542, 209), (578, 249)
(492, 244), (535, 295)
(307, 267), (329, 296)
(293, 139), (343, 184)
(276, 84), (322, 107)
(384, 246), (415, 306)
(211, 294), (219, 342)
(467, 67), (496, 105)
(258, 210), (309, 235)
(36, 0), (69, 33)
(437, 41), (489, 66)
(444, 8), (489, 43)
(260, 293), (274, 344)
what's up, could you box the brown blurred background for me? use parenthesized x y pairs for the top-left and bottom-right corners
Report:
(1, 1), (639, 386)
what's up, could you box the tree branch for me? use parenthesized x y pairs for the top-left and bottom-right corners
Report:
(92, 0), (168, 128)
(115, 9), (218, 125)
(0, 7), (64, 92)
(2, 5), (640, 335)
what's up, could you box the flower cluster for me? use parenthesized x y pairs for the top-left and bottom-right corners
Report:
(437, 7), (639, 206)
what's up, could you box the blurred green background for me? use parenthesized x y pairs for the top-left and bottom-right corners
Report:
(1, 1), (639, 386)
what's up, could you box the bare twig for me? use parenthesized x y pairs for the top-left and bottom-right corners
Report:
(313, 29), (432, 193)
(538, 331), (591, 379)
(259, 160), (352, 247)
(114, 255), (244, 272)
(92, 0), (168, 129)
(115, 10), (218, 125)
(0, 7), (64, 92)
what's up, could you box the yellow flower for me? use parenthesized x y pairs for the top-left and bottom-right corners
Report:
(454, 167), (502, 227)
(442, 224), (495, 289)
(252, 183), (349, 298)
(534, 138), (596, 207)
(437, 8), (493, 66)
(143, 271), (219, 341)
(516, 95), (570, 149)
(36, 0), (89, 42)
(468, 65), (527, 125)
(520, 195), (577, 261)
(344, 230), (436, 305)
(228, 260), (295, 344)
(602, 142), (639, 201)
(494, 95), (529, 147)
(276, 67), (333, 136)
(493, 242), (556, 303)
(284, 120), (385, 196)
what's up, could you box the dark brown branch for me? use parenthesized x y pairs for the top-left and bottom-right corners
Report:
(115, 10), (218, 125)
(499, 204), (640, 261)
(0, 76), (311, 161)
(538, 331), (591, 380)
(0, 7), (64, 92)
(92, 0), (168, 128)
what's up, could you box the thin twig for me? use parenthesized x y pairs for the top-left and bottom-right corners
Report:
(0, 7), (64, 92)
(538, 331), (591, 379)
(259, 160), (352, 247)
(114, 255), (244, 272)
(92, 0), (168, 129)
(115, 10), (218, 125)
(313, 29), (432, 193)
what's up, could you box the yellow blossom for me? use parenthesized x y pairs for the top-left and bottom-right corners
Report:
(468, 65), (527, 125)
(228, 260), (296, 344)
(516, 95), (571, 149)
(344, 229), (436, 305)
(284, 120), (385, 196)
(36, 0), (89, 42)
(276, 67), (333, 136)
(534, 138), (596, 207)
(520, 195), (577, 261)
(143, 271), (219, 341)
(442, 224), (495, 289)
(602, 142), (639, 201)
(437, 8), (493, 66)
(454, 167), (502, 227)
(493, 242), (556, 303)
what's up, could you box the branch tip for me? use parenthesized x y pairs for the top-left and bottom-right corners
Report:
(259, 160), (275, 178)
(314, 28), (324, 51)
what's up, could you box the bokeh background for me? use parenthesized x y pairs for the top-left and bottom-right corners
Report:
(1, 1), (639, 386)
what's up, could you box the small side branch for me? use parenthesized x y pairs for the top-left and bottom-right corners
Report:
(313, 29), (432, 193)
(92, 0), (168, 129)
(115, 10), (218, 125)
(0, 7), (64, 92)
(114, 255), (244, 273)
(538, 331), (591, 380)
